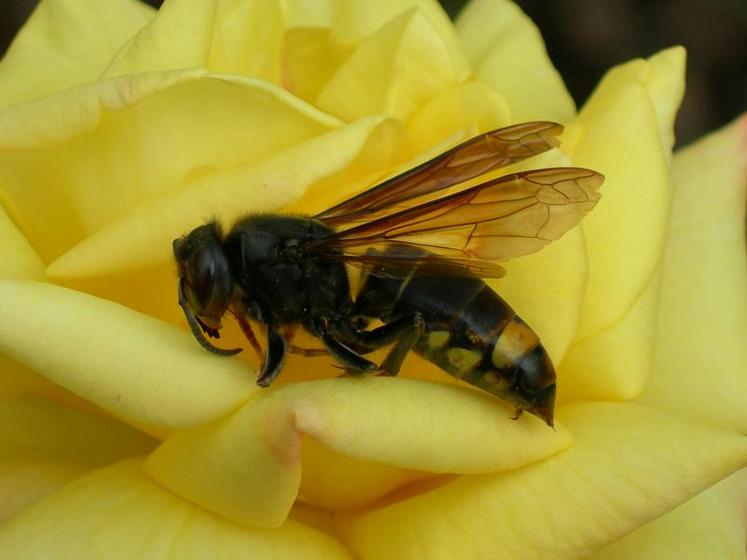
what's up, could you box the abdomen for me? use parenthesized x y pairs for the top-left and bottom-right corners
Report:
(354, 263), (556, 424)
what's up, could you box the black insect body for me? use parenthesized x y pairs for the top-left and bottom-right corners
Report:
(173, 122), (604, 427)
(351, 245), (557, 425)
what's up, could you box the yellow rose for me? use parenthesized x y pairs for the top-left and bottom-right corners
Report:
(0, 0), (745, 558)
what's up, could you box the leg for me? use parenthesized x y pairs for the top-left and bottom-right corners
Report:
(333, 313), (425, 376)
(283, 324), (328, 357)
(235, 309), (264, 363)
(236, 299), (289, 388)
(321, 333), (378, 376)
(377, 314), (425, 376)
(256, 323), (287, 387)
(288, 345), (329, 357)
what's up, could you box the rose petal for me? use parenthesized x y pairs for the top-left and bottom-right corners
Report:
(0, 205), (125, 404)
(0, 70), (341, 264)
(0, 396), (156, 465)
(558, 269), (661, 402)
(282, 1), (467, 110)
(330, 0), (467, 71)
(0, 460), (89, 524)
(316, 9), (462, 122)
(559, 47), (686, 401)
(282, 27), (354, 104)
(567, 46), (685, 336)
(0, 359), (53, 400)
(30, 117), (398, 330)
(297, 437), (429, 512)
(587, 469), (747, 559)
(0, 0), (154, 109)
(0, 395), (156, 522)
(0, 209), (69, 401)
(103, 0), (285, 83)
(45, 115), (397, 278)
(638, 115), (747, 431)
(0, 279), (257, 428)
(455, 0), (575, 122)
(405, 79), (511, 152)
(206, 1), (285, 81)
(0, 199), (44, 280)
(0, 350), (90, 411)
(284, 0), (333, 27)
(336, 402), (747, 559)
(144, 377), (571, 527)
(0, 459), (352, 559)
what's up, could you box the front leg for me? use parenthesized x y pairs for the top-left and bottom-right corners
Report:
(235, 309), (264, 363)
(256, 323), (287, 387)
(242, 300), (287, 388)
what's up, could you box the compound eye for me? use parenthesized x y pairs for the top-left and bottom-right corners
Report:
(186, 247), (216, 312)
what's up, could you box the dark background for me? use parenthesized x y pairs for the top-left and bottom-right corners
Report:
(2, 0), (746, 146)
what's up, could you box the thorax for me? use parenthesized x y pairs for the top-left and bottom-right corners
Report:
(223, 215), (350, 324)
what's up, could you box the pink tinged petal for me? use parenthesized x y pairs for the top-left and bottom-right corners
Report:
(559, 47), (686, 401)
(0, 459), (352, 560)
(0, 0), (154, 109)
(0, 70), (340, 264)
(144, 378), (571, 527)
(587, 469), (747, 559)
(639, 115), (747, 431)
(316, 9), (463, 122)
(0, 280), (257, 428)
(45, 115), (397, 279)
(455, 0), (576, 122)
(103, 0), (286, 84)
(337, 402), (747, 560)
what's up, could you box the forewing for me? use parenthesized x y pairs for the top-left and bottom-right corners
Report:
(324, 249), (507, 279)
(316, 121), (564, 227)
(313, 168), (604, 264)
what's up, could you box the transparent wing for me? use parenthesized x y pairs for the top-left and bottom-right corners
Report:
(316, 121), (564, 227)
(323, 249), (507, 279)
(311, 168), (604, 267)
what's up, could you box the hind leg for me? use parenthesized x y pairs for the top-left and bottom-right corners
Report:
(331, 313), (425, 376)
